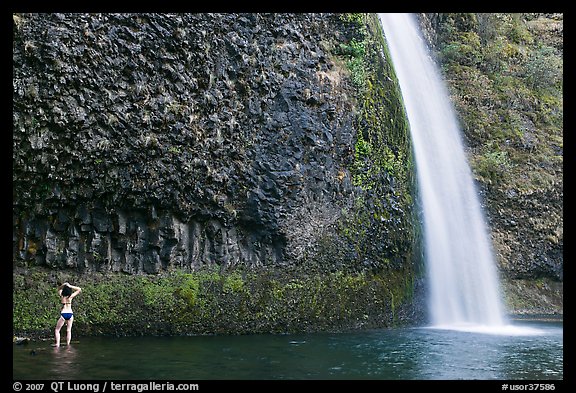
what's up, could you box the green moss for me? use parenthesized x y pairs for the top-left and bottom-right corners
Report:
(339, 13), (366, 26)
(501, 277), (563, 315)
(440, 32), (483, 66)
(473, 149), (512, 185)
(223, 272), (246, 294)
(175, 272), (200, 307)
(331, 14), (419, 283)
(13, 265), (418, 337)
(507, 14), (534, 45)
(337, 24), (369, 89)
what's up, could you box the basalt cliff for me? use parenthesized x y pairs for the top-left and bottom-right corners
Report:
(12, 13), (562, 338)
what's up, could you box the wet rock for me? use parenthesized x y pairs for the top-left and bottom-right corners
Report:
(14, 336), (30, 345)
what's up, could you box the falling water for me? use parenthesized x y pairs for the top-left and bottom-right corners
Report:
(378, 13), (509, 330)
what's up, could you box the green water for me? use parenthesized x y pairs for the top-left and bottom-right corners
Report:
(13, 319), (562, 380)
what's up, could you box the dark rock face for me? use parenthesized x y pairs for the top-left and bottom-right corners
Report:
(13, 13), (401, 274)
(488, 186), (563, 281)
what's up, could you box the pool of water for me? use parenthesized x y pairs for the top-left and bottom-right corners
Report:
(13, 319), (562, 380)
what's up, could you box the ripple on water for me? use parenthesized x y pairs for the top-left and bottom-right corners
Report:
(428, 323), (546, 336)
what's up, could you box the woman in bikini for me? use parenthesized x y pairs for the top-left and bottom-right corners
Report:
(54, 282), (82, 347)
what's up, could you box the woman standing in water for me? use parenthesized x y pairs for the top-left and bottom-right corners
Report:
(54, 282), (82, 347)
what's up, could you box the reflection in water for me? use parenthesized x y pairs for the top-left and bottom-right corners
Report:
(50, 345), (79, 379)
(415, 328), (504, 379)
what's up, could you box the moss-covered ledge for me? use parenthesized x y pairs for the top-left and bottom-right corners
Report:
(13, 265), (417, 338)
(500, 276), (563, 316)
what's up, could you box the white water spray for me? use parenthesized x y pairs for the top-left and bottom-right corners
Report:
(378, 13), (513, 332)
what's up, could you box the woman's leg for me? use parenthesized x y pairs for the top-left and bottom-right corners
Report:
(66, 317), (74, 346)
(54, 316), (65, 346)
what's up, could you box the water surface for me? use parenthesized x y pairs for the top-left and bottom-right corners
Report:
(13, 319), (562, 380)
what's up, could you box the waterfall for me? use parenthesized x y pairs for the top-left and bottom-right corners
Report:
(378, 13), (508, 329)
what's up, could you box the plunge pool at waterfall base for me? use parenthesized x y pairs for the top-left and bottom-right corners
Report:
(13, 318), (562, 381)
